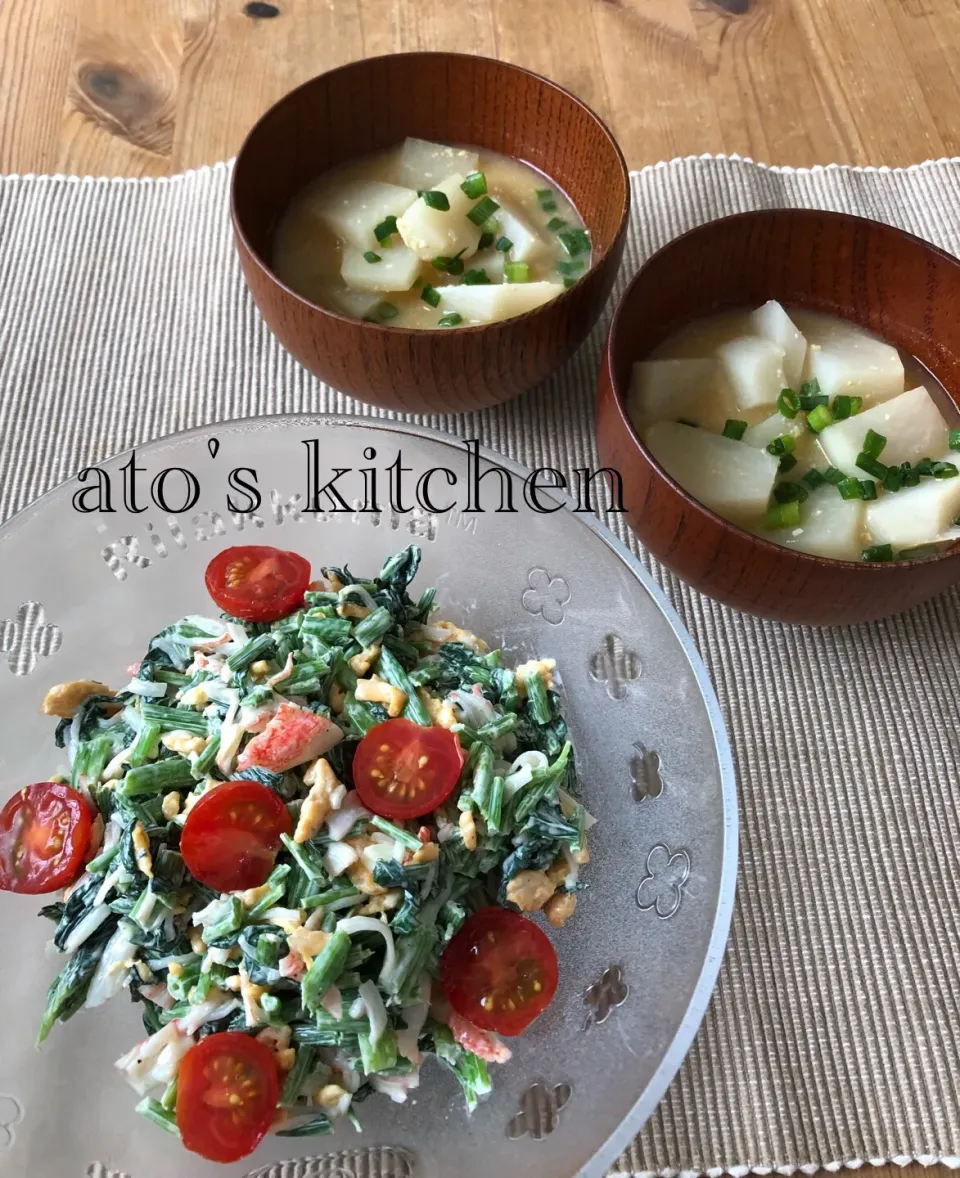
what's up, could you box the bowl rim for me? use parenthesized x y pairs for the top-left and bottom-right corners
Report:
(230, 49), (630, 336)
(603, 206), (960, 573)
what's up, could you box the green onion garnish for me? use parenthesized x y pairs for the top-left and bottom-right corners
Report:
(862, 544), (894, 562)
(856, 452), (887, 480)
(504, 261), (530, 283)
(902, 463), (922, 487)
(802, 468), (827, 489)
(461, 268), (491, 285)
(374, 216), (398, 244)
(899, 543), (944, 560)
(831, 394), (862, 420)
(822, 466), (845, 485)
(556, 260), (585, 276)
(883, 466), (904, 492)
(950, 428), (960, 451)
(421, 285), (441, 308)
(764, 500), (801, 529)
(438, 312), (462, 327)
(807, 404), (834, 432)
(421, 190), (450, 211)
(536, 187), (558, 212)
(773, 482), (809, 504)
(799, 393), (829, 410)
(495, 236), (513, 252)
(363, 251), (381, 263)
(777, 389), (800, 419)
(460, 172), (488, 199)
(432, 250), (466, 275)
(362, 300), (399, 323)
(477, 231), (495, 250)
(563, 276), (577, 288)
(933, 461), (960, 479)
(557, 228), (591, 257)
(722, 419), (747, 440)
(859, 480), (878, 500)
(467, 196), (500, 226)
(767, 434), (797, 457)
(837, 477), (863, 500)
(863, 429), (887, 459)
(546, 217), (567, 232)
(779, 454), (798, 473)
(914, 457), (935, 476)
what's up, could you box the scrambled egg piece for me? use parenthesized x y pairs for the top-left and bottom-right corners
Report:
(418, 689), (457, 730)
(355, 674), (406, 718)
(505, 869), (554, 913)
(287, 927), (332, 971)
(239, 964), (267, 1027)
(515, 658), (556, 698)
(544, 892), (577, 927)
(161, 730), (207, 757)
(294, 758), (345, 843)
(41, 679), (114, 719)
(161, 792), (181, 820)
(458, 809), (477, 851)
(132, 821), (153, 879)
(348, 644), (381, 676)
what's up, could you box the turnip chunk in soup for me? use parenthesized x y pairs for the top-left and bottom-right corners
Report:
(629, 301), (960, 562)
(271, 137), (590, 330)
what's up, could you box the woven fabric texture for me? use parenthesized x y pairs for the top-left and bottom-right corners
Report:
(3, 155), (960, 1176)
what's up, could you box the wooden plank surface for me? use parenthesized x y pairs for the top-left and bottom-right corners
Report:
(0, 3), (956, 1174)
(3, 0), (960, 176)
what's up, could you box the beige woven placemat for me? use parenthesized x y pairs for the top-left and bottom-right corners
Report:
(3, 155), (960, 1177)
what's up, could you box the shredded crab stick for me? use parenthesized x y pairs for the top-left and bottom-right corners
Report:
(1, 544), (594, 1160)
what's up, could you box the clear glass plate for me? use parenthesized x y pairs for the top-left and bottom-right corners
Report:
(0, 418), (736, 1178)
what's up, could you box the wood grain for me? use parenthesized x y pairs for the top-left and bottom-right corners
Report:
(3, 0), (960, 175)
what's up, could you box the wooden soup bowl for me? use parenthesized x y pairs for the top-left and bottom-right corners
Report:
(232, 52), (629, 413)
(596, 209), (960, 626)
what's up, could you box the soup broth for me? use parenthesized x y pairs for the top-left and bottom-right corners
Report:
(272, 138), (591, 329)
(628, 304), (960, 563)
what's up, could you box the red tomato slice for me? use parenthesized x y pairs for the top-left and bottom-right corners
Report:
(180, 781), (292, 892)
(0, 783), (91, 894)
(353, 718), (465, 820)
(441, 907), (559, 1036)
(205, 546), (310, 622)
(177, 1031), (279, 1163)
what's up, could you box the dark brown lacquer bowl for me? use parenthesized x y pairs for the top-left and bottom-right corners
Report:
(596, 209), (960, 627)
(232, 52), (629, 413)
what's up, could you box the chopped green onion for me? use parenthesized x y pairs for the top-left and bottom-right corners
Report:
(722, 419), (747, 440)
(363, 301), (399, 323)
(421, 284), (441, 308)
(837, 477), (863, 500)
(822, 466), (845, 485)
(136, 1097), (180, 1136)
(374, 216), (398, 244)
(800, 378), (822, 397)
(504, 261), (530, 283)
(933, 461), (960, 479)
(883, 466), (904, 492)
(467, 196), (500, 226)
(767, 434), (796, 457)
(432, 250), (465, 275)
(807, 404), (834, 432)
(563, 276), (577, 288)
(557, 228), (591, 257)
(831, 394), (862, 420)
(949, 428), (960, 451)
(914, 457), (935, 476)
(863, 429), (887, 459)
(438, 312), (462, 327)
(536, 187), (558, 212)
(901, 463), (922, 487)
(777, 389), (800, 419)
(556, 260), (584, 276)
(764, 500), (801, 529)
(799, 393), (829, 410)
(862, 544), (894, 562)
(546, 216), (567, 232)
(495, 236), (513, 252)
(856, 452), (887, 480)
(859, 480), (878, 500)
(779, 453), (798, 473)
(421, 190), (450, 211)
(363, 251), (381, 264)
(802, 468), (827, 489)
(899, 543), (945, 559)
(773, 482), (809, 504)
(460, 172), (488, 199)
(461, 268), (491, 285)
(301, 931), (351, 1013)
(477, 231), (495, 250)
(119, 757), (193, 797)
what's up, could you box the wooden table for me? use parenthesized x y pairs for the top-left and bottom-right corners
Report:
(0, 4), (954, 1177)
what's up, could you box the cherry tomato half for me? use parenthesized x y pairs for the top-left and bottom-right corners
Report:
(204, 546), (310, 622)
(353, 718), (465, 820)
(0, 782), (92, 894)
(177, 1031), (279, 1163)
(441, 907), (559, 1036)
(180, 781), (292, 893)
